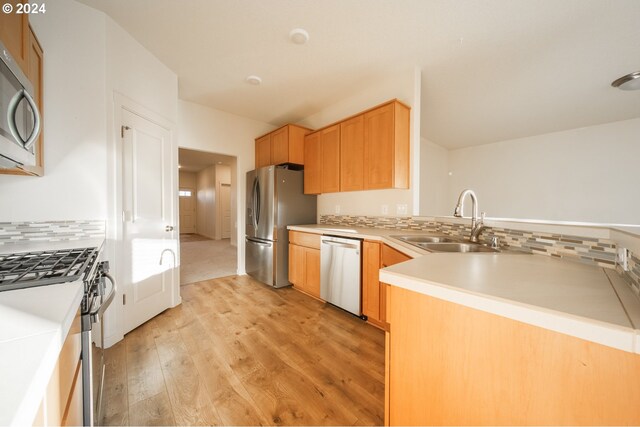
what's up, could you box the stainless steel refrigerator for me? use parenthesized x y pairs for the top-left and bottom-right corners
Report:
(245, 166), (317, 287)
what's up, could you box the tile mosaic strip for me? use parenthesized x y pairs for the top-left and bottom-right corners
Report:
(320, 215), (618, 268)
(0, 220), (105, 244)
(624, 252), (640, 295)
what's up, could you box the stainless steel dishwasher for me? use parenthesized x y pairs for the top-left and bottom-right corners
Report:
(320, 235), (362, 316)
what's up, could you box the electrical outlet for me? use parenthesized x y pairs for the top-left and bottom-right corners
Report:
(381, 204), (389, 215)
(334, 205), (341, 214)
(617, 247), (630, 271)
(396, 204), (408, 215)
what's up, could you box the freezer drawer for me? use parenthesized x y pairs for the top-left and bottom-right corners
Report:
(320, 236), (362, 316)
(245, 237), (274, 286)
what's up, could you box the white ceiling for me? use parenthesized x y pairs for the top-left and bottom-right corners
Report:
(178, 148), (235, 173)
(79, 0), (640, 149)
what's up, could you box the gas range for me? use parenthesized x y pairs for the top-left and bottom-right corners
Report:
(0, 247), (100, 292)
(0, 244), (115, 426)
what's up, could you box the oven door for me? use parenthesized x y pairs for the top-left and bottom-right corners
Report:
(0, 41), (40, 169)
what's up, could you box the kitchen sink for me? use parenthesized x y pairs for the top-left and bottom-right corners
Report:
(417, 242), (499, 253)
(391, 235), (457, 243)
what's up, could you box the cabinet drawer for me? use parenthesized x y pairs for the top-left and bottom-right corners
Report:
(289, 231), (320, 249)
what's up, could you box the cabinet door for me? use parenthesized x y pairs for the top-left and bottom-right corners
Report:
(304, 248), (320, 298)
(321, 124), (340, 193)
(364, 103), (395, 189)
(380, 244), (411, 323)
(270, 126), (289, 165)
(340, 114), (365, 191)
(362, 241), (381, 321)
(0, 1), (29, 71)
(255, 134), (271, 168)
(27, 26), (43, 173)
(304, 132), (321, 194)
(288, 243), (305, 287)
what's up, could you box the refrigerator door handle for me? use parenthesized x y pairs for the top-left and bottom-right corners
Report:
(255, 177), (261, 228)
(251, 177), (258, 229)
(246, 237), (271, 247)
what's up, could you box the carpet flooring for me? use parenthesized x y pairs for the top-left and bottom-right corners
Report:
(180, 235), (237, 285)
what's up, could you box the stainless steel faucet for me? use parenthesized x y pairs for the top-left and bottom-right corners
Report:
(453, 189), (485, 243)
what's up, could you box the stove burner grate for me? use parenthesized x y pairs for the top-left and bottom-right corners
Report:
(0, 247), (99, 292)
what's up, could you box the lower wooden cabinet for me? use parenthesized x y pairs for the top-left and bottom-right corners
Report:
(33, 309), (83, 426)
(288, 231), (321, 298)
(386, 285), (640, 426)
(362, 242), (411, 330)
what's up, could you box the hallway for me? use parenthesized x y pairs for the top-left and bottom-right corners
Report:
(180, 234), (237, 284)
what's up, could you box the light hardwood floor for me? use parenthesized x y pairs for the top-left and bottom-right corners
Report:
(101, 275), (385, 426)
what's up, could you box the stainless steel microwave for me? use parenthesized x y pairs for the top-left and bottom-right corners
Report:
(0, 39), (41, 173)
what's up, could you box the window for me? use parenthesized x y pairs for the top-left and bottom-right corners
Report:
(178, 190), (192, 197)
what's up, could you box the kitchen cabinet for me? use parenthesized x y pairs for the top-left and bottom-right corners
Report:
(303, 132), (321, 194)
(303, 124), (340, 194)
(0, 25), (44, 177)
(288, 231), (321, 298)
(254, 124), (312, 168)
(362, 242), (410, 330)
(0, 1), (29, 72)
(364, 101), (410, 190)
(303, 99), (410, 194)
(340, 114), (364, 191)
(255, 134), (271, 168)
(33, 309), (83, 426)
(385, 285), (640, 425)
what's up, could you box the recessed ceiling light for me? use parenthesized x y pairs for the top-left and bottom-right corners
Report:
(611, 71), (640, 91)
(178, 165), (182, 169)
(245, 75), (262, 85)
(289, 28), (309, 45)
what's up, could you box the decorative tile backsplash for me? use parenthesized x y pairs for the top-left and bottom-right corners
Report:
(0, 220), (105, 244)
(623, 252), (640, 295)
(319, 215), (618, 268)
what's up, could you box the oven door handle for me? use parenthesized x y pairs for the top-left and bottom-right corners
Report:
(90, 272), (117, 318)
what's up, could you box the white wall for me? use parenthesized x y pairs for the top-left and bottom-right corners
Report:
(196, 165), (216, 239)
(179, 171), (197, 189)
(297, 67), (421, 218)
(419, 138), (450, 216)
(420, 118), (640, 225)
(177, 100), (275, 273)
(215, 164), (231, 240)
(0, 0), (107, 221)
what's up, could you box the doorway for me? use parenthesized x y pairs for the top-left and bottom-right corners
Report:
(178, 148), (238, 285)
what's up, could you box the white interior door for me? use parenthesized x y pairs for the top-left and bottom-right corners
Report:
(122, 109), (176, 334)
(179, 188), (196, 233)
(221, 183), (231, 239)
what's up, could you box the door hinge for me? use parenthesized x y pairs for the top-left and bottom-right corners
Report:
(121, 125), (131, 138)
(122, 294), (126, 305)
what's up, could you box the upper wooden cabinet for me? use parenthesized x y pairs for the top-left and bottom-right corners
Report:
(303, 99), (410, 194)
(340, 114), (364, 191)
(255, 134), (271, 168)
(254, 124), (312, 168)
(364, 102), (410, 190)
(303, 131), (321, 194)
(303, 124), (341, 194)
(0, 1), (29, 71)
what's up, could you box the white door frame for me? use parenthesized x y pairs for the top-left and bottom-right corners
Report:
(104, 92), (180, 348)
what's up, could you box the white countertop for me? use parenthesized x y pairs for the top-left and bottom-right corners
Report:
(288, 224), (640, 354)
(0, 237), (104, 426)
(0, 282), (84, 426)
